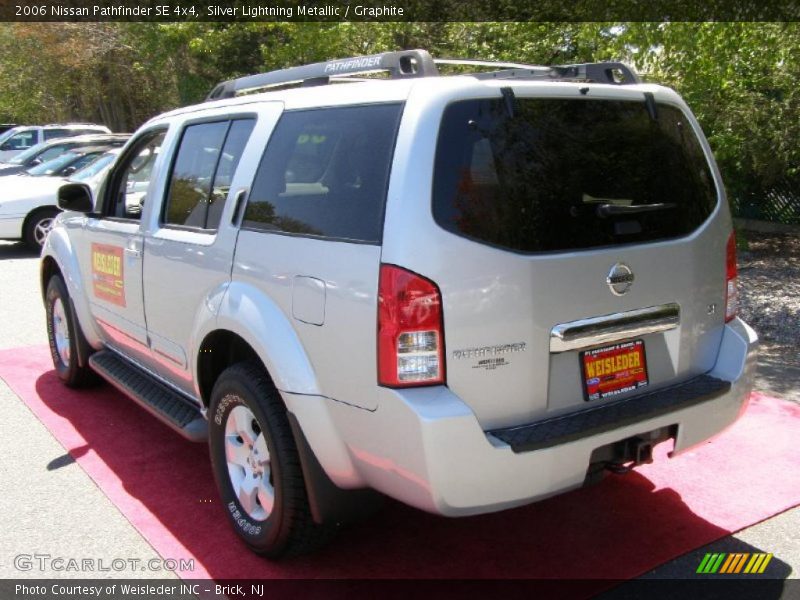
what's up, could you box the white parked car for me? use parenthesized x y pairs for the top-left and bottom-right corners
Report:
(0, 134), (129, 177)
(43, 51), (757, 557)
(0, 147), (118, 248)
(0, 123), (111, 162)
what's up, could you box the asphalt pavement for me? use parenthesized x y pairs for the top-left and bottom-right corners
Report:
(0, 241), (176, 580)
(0, 239), (796, 592)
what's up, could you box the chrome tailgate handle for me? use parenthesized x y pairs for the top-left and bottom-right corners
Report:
(550, 303), (680, 353)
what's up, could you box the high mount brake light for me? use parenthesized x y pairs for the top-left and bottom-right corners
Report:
(378, 264), (445, 387)
(725, 231), (738, 323)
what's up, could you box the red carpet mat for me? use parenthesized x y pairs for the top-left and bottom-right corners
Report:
(1, 345), (799, 582)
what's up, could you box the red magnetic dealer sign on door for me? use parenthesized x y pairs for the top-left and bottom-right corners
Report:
(91, 243), (126, 307)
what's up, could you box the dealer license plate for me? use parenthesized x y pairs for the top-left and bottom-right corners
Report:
(581, 339), (649, 402)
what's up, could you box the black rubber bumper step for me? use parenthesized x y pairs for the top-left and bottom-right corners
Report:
(489, 375), (731, 453)
(89, 351), (207, 442)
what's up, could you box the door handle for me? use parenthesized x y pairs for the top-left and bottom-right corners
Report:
(231, 188), (248, 226)
(125, 239), (143, 258)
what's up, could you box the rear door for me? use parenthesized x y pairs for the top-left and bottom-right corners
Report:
(386, 91), (730, 430)
(141, 105), (279, 395)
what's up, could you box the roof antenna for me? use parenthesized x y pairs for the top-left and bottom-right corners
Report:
(500, 87), (516, 118)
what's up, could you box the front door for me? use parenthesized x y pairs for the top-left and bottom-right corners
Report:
(79, 129), (167, 366)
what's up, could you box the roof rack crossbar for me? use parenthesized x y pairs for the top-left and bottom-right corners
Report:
(206, 49), (438, 101)
(555, 62), (640, 84)
(473, 61), (640, 85)
(434, 58), (550, 71)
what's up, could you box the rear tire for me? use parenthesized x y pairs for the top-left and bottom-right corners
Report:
(24, 207), (60, 250)
(45, 275), (96, 388)
(208, 361), (335, 557)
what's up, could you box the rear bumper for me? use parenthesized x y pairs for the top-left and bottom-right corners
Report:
(290, 318), (758, 516)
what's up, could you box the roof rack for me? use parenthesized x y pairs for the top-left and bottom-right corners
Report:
(206, 49), (437, 100)
(205, 50), (639, 101)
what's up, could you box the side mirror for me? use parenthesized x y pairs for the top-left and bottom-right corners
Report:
(58, 183), (94, 213)
(62, 165), (77, 176)
(0, 142), (13, 151)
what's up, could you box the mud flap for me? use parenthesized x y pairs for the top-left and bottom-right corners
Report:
(287, 412), (382, 525)
(68, 296), (93, 368)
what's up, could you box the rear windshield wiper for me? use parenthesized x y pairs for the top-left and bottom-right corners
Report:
(596, 202), (676, 218)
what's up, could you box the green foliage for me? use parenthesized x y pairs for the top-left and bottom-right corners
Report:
(0, 22), (797, 216)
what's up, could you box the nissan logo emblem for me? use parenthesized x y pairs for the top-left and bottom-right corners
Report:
(607, 263), (634, 296)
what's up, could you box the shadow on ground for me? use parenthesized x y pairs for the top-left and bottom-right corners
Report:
(756, 358), (800, 404)
(0, 240), (37, 260)
(23, 364), (757, 585)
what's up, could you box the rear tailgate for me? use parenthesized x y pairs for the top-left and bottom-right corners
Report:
(435, 224), (729, 430)
(384, 85), (732, 430)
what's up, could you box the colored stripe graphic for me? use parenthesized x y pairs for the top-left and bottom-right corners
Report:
(758, 554), (773, 573)
(734, 554), (748, 573)
(719, 554), (736, 573)
(729, 554), (746, 573)
(700, 553), (774, 574)
(697, 553), (727, 573)
(696, 553), (713, 573)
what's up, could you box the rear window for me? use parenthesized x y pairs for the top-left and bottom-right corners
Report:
(244, 103), (403, 244)
(433, 98), (718, 253)
(43, 128), (72, 141)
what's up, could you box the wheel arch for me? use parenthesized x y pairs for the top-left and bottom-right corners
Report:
(196, 329), (262, 408)
(200, 281), (323, 404)
(23, 205), (60, 245)
(196, 328), (375, 525)
(40, 254), (61, 301)
(41, 226), (103, 350)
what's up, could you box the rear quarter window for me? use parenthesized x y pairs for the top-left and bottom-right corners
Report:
(432, 97), (718, 253)
(243, 103), (403, 244)
(43, 128), (72, 141)
(164, 119), (255, 230)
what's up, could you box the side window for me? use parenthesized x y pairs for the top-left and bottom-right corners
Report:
(37, 144), (70, 163)
(207, 120), (254, 229)
(243, 103), (402, 243)
(2, 131), (37, 150)
(60, 152), (103, 176)
(43, 128), (70, 141)
(163, 119), (254, 230)
(107, 130), (166, 220)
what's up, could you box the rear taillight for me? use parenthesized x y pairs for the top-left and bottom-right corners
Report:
(725, 231), (738, 322)
(378, 264), (445, 387)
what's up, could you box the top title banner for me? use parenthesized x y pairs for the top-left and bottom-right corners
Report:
(3, 0), (800, 22)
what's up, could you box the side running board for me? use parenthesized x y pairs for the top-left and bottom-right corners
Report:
(89, 351), (207, 442)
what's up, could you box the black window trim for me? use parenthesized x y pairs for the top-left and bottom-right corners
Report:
(240, 100), (405, 246)
(100, 126), (169, 222)
(429, 95), (723, 257)
(160, 113), (257, 233)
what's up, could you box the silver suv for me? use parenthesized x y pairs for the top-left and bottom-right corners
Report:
(42, 50), (757, 557)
